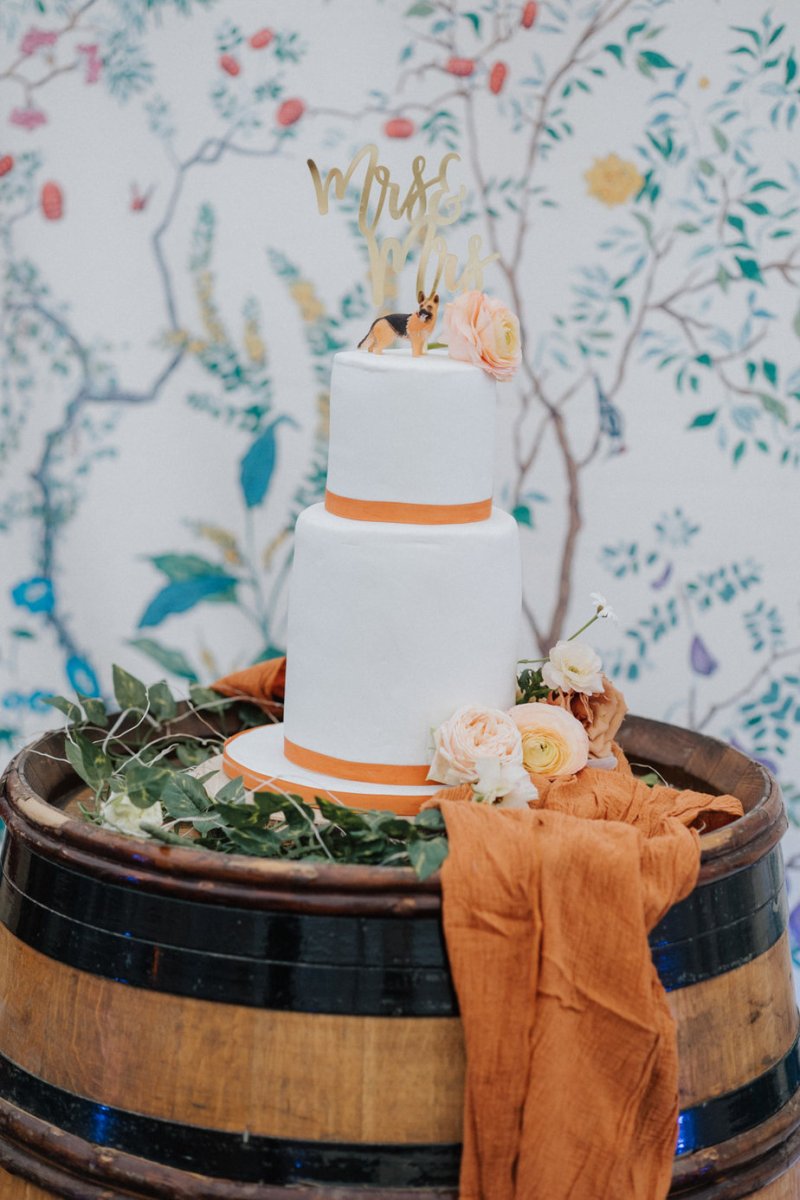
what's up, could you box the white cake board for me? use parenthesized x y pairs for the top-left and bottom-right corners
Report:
(221, 723), (440, 816)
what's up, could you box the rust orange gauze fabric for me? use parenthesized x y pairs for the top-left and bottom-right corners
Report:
(437, 762), (743, 1200)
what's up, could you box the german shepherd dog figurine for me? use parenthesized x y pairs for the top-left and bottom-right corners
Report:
(357, 291), (440, 357)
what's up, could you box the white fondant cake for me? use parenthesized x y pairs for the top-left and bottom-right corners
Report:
(223, 347), (522, 813)
(326, 350), (496, 508)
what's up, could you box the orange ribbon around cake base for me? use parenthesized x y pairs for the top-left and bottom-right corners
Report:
(221, 732), (433, 816)
(325, 490), (492, 525)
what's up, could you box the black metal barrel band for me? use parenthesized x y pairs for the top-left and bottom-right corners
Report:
(0, 1034), (799, 1186)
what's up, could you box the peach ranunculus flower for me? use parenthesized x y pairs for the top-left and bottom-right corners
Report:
(584, 153), (644, 207)
(443, 290), (521, 381)
(544, 676), (628, 759)
(428, 704), (523, 786)
(509, 703), (590, 777)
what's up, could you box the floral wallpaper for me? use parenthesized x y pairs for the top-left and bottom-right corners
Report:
(2, 1), (800, 965)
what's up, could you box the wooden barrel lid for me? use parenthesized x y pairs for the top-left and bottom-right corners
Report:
(0, 712), (784, 914)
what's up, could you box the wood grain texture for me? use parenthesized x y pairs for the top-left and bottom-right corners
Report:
(0, 1169), (56, 1200)
(668, 932), (798, 1106)
(0, 925), (465, 1144)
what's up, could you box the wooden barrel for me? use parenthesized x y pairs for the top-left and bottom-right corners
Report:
(0, 714), (797, 1199)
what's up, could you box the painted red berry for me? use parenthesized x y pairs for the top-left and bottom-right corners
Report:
(521, 1), (538, 28)
(445, 56), (475, 77)
(219, 54), (240, 76)
(277, 98), (305, 126)
(489, 61), (508, 94)
(249, 28), (273, 49)
(41, 181), (63, 220)
(384, 117), (415, 138)
(0, 155), (13, 177)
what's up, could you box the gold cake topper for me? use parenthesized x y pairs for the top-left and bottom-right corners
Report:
(307, 145), (498, 307)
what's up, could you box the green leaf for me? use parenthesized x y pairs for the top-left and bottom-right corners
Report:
(676, 222), (700, 233)
(604, 43), (624, 63)
(123, 763), (173, 809)
(189, 684), (230, 711)
(759, 393), (788, 423)
(733, 440), (747, 464)
(65, 731), (113, 790)
(151, 554), (230, 583)
(787, 52), (797, 85)
(129, 638), (199, 682)
(735, 256), (764, 283)
(161, 772), (212, 818)
(512, 504), (533, 528)
(697, 158), (715, 177)
(147, 680), (177, 722)
(79, 695), (109, 727)
(750, 180), (787, 192)
(712, 126), (728, 152)
(405, 0), (434, 13)
(44, 694), (83, 724)
(742, 201), (769, 216)
(793, 306), (800, 339)
(726, 214), (745, 233)
(140, 824), (196, 847)
(175, 741), (218, 767)
(408, 836), (449, 880)
(113, 664), (149, 712)
(214, 775), (246, 805)
(689, 410), (718, 428)
(639, 49), (675, 69)
(762, 359), (778, 386)
(462, 11), (480, 34)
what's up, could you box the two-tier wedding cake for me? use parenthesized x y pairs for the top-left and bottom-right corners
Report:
(222, 347), (522, 815)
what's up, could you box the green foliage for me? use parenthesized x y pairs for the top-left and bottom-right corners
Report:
(51, 664), (451, 879)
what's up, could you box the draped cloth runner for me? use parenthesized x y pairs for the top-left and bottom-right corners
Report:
(433, 760), (742, 1200)
(212, 661), (744, 1200)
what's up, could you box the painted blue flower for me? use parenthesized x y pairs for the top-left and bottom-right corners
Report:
(11, 576), (54, 614)
(66, 656), (100, 698)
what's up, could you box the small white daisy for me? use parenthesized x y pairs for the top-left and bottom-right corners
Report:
(590, 591), (618, 623)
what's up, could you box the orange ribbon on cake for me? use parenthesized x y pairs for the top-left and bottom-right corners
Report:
(283, 737), (431, 784)
(325, 489), (492, 525)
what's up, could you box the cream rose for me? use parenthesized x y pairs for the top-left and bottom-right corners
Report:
(99, 789), (163, 838)
(509, 703), (590, 777)
(428, 704), (523, 786)
(541, 639), (603, 696)
(443, 290), (521, 381)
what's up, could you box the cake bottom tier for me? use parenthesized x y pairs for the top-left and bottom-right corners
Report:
(283, 504), (522, 774)
(222, 725), (440, 815)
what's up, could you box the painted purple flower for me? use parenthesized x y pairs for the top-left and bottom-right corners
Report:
(690, 634), (718, 676)
(19, 27), (58, 56)
(11, 576), (54, 614)
(10, 107), (47, 131)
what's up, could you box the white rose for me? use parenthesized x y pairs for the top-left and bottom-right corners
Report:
(428, 705), (523, 786)
(472, 757), (539, 809)
(100, 790), (163, 838)
(541, 639), (603, 695)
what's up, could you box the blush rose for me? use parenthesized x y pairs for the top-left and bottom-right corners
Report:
(443, 290), (521, 381)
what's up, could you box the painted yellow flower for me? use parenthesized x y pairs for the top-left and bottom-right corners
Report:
(698, 75), (710, 89)
(290, 279), (325, 323)
(584, 154), (644, 207)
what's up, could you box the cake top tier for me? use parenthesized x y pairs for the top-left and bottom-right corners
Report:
(325, 348), (497, 522)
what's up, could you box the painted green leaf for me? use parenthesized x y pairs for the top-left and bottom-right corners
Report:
(762, 359), (778, 386)
(712, 126), (728, 152)
(742, 201), (769, 216)
(689, 410), (718, 428)
(151, 554), (231, 582)
(138, 577), (238, 628)
(794, 306), (800, 339)
(405, 0), (434, 13)
(512, 504), (533, 527)
(605, 43), (624, 63)
(750, 180), (787, 191)
(113, 665), (149, 712)
(759, 393), (788, 423)
(240, 423), (277, 508)
(129, 638), (199, 682)
(787, 52), (797, 85)
(462, 11), (480, 34)
(735, 256), (764, 283)
(726, 214), (745, 233)
(733, 440), (747, 464)
(639, 49), (675, 69)
(697, 159), (715, 177)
